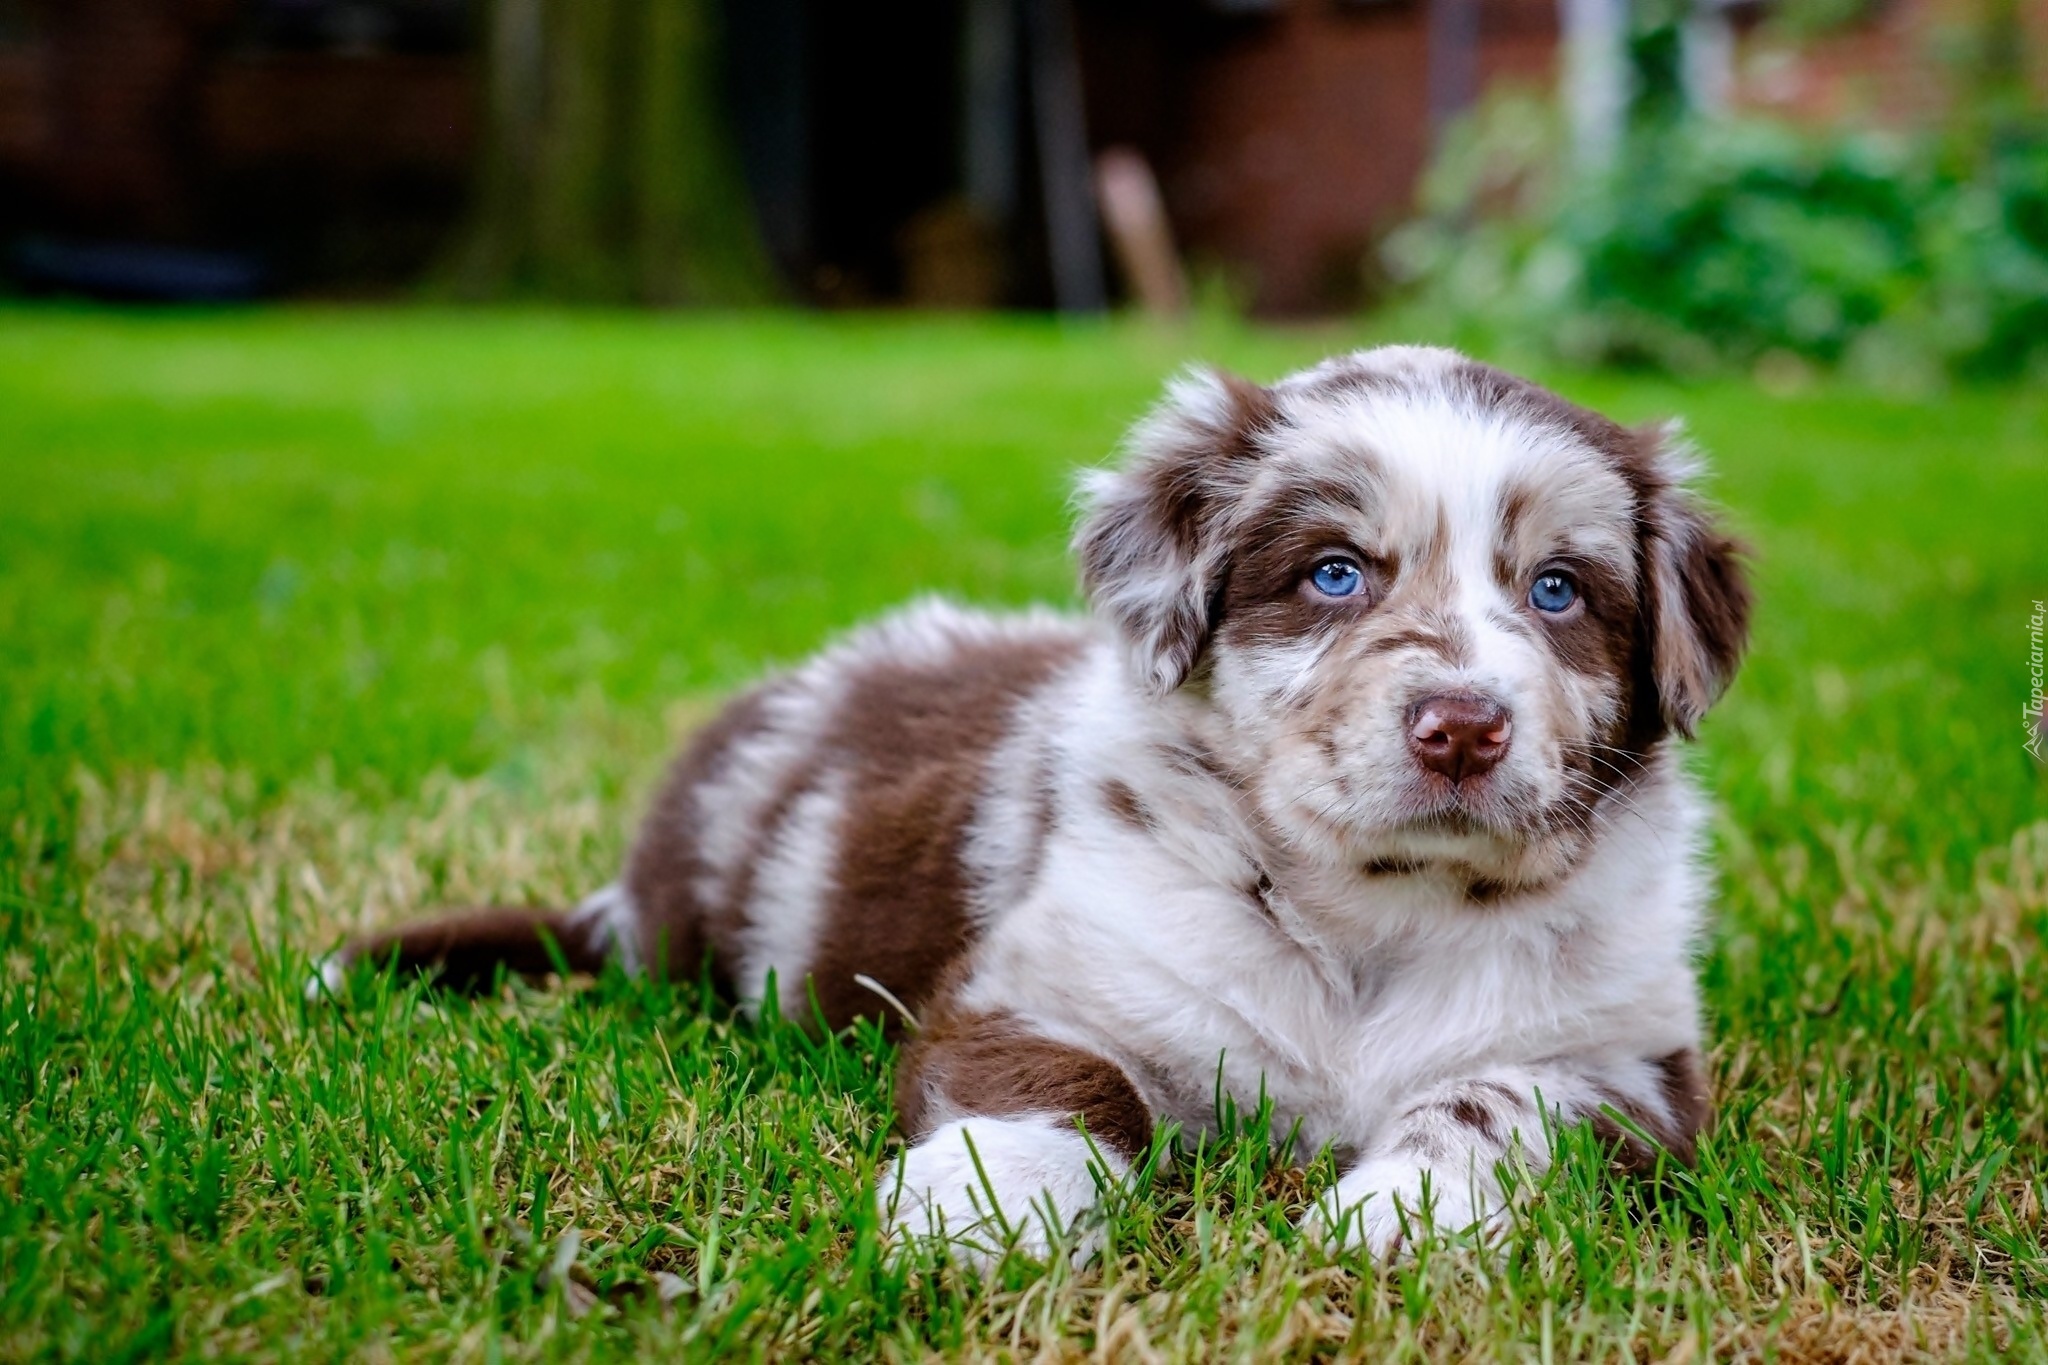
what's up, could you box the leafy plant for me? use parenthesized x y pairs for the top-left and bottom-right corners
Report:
(1384, 94), (2048, 382)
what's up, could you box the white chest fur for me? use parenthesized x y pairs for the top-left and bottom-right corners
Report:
(957, 646), (1708, 1158)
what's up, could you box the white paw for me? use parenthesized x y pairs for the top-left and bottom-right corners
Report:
(1301, 1156), (1499, 1259)
(876, 1115), (1125, 1268)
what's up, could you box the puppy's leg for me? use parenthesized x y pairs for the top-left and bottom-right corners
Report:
(1307, 1049), (1708, 1258)
(311, 883), (640, 995)
(881, 1011), (1152, 1265)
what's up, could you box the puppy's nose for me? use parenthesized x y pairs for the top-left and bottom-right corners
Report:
(1407, 693), (1513, 783)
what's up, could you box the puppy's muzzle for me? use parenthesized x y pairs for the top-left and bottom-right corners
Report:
(1407, 693), (1512, 785)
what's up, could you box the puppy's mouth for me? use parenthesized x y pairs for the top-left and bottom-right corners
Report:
(1428, 805), (1506, 835)
(1358, 768), (1579, 856)
(1351, 809), (1571, 893)
(1272, 730), (1575, 872)
(1393, 775), (1527, 835)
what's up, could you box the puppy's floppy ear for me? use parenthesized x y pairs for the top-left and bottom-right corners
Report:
(1074, 367), (1276, 694)
(1635, 425), (1752, 738)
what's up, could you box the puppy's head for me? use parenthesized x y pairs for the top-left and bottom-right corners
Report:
(1076, 347), (1751, 888)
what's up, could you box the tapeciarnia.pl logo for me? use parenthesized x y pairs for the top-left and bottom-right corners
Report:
(2028, 600), (2046, 763)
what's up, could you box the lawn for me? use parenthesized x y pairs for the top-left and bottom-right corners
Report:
(1, 307), (2044, 1362)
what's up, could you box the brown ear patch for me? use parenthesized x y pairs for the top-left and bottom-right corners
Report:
(1643, 488), (1753, 738)
(1074, 369), (1278, 694)
(1590, 423), (1753, 743)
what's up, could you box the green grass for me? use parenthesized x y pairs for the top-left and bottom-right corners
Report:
(1, 307), (2044, 1361)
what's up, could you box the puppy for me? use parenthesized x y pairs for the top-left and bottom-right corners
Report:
(323, 346), (1750, 1261)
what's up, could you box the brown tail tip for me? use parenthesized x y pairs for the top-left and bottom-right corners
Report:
(317, 906), (612, 994)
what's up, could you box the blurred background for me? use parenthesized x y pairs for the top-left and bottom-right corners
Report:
(0, 0), (2042, 373)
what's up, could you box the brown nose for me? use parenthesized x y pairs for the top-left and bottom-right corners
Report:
(1407, 693), (1513, 783)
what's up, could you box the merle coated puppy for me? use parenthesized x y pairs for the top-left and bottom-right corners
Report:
(322, 346), (1750, 1261)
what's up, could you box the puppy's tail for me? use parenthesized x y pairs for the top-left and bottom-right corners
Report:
(310, 889), (631, 997)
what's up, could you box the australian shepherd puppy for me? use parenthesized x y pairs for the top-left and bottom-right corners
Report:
(322, 346), (1751, 1261)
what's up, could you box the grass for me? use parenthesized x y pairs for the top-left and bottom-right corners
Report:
(1, 306), (2044, 1361)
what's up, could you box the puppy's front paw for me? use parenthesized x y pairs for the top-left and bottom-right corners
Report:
(1300, 1156), (1498, 1260)
(877, 1116), (1124, 1268)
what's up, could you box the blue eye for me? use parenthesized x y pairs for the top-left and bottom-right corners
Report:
(1530, 573), (1578, 613)
(1310, 558), (1364, 598)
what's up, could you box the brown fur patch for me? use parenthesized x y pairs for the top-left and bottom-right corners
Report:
(1212, 485), (1392, 659)
(804, 636), (1081, 1031)
(1289, 358), (1410, 403)
(1360, 626), (1461, 664)
(623, 684), (778, 987)
(1447, 361), (1642, 470)
(342, 906), (611, 991)
(897, 1006), (1154, 1159)
(1074, 371), (1279, 691)
(1643, 487), (1753, 737)
(1464, 878), (1513, 905)
(1153, 739), (1240, 790)
(1588, 1047), (1710, 1171)
(1593, 423), (1751, 745)
(1448, 1095), (1500, 1143)
(621, 631), (1083, 1033)
(1654, 1047), (1712, 1152)
(1532, 558), (1636, 685)
(1470, 1079), (1525, 1110)
(1247, 871), (1282, 926)
(1496, 482), (1535, 554)
(1017, 748), (1060, 893)
(1410, 504), (1455, 596)
(1101, 778), (1157, 832)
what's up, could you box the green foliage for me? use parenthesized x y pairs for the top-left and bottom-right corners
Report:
(1386, 96), (2048, 382)
(1624, 0), (1692, 133)
(1, 310), (2045, 1359)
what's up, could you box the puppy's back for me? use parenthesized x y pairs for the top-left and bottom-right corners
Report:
(621, 601), (1088, 1028)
